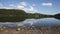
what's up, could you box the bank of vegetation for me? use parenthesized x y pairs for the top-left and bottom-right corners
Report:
(0, 9), (60, 22)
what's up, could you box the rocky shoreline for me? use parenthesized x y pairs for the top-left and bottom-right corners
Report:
(0, 27), (60, 34)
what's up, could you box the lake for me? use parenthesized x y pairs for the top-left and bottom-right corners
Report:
(0, 18), (60, 28)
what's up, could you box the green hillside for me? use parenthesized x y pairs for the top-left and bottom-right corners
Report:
(0, 9), (53, 22)
(0, 9), (26, 22)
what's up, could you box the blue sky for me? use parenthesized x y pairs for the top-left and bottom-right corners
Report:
(0, 0), (60, 15)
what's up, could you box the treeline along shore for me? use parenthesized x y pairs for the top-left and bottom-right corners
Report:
(0, 9), (60, 22)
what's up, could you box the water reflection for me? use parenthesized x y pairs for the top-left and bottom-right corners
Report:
(0, 18), (60, 28)
(54, 17), (60, 20)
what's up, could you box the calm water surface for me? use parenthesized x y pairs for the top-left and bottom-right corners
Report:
(0, 18), (60, 28)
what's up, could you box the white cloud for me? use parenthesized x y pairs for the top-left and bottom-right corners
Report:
(16, 5), (25, 9)
(8, 4), (16, 9)
(28, 6), (34, 11)
(0, 3), (9, 9)
(3, 7), (10, 9)
(20, 2), (27, 6)
(9, 4), (14, 7)
(32, 4), (36, 6)
(23, 6), (38, 13)
(4, 7), (15, 9)
(0, 2), (38, 13)
(16, 2), (27, 9)
(0, 3), (4, 9)
(0, 3), (16, 9)
(42, 3), (52, 7)
(0, 3), (3, 7)
(23, 4), (38, 13)
(28, 6), (38, 13)
(0, 2), (27, 9)
(16, 2), (37, 13)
